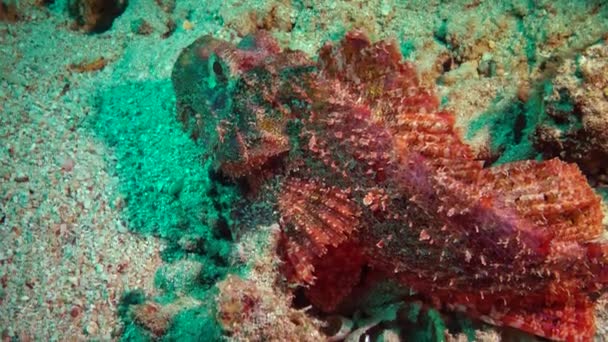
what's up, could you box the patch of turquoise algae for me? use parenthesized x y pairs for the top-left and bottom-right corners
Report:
(89, 80), (239, 339)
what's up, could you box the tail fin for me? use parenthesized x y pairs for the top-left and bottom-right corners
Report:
(479, 158), (603, 242)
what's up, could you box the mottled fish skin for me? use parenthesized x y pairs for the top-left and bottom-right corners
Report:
(172, 30), (607, 341)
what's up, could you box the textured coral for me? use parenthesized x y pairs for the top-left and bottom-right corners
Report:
(222, 223), (326, 341)
(172, 30), (608, 341)
(128, 297), (203, 338)
(216, 274), (323, 341)
(130, 302), (172, 337)
(532, 43), (608, 187)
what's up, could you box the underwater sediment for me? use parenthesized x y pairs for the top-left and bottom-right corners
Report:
(1, 0), (608, 341)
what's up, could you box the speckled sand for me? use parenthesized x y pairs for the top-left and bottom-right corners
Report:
(1, 0), (607, 340)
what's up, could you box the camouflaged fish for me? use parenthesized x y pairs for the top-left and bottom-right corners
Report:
(172, 30), (607, 341)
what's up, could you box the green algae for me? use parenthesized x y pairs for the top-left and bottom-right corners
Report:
(415, 308), (446, 342)
(349, 280), (476, 342)
(467, 89), (544, 165)
(433, 19), (449, 48)
(163, 307), (222, 341)
(120, 326), (151, 342)
(91, 79), (238, 252)
(599, 188), (608, 202)
(117, 290), (149, 341)
(400, 302), (446, 342)
(400, 39), (416, 60)
(89, 79), (240, 339)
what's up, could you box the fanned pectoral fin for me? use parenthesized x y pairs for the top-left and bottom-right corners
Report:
(278, 178), (366, 311)
(278, 178), (362, 283)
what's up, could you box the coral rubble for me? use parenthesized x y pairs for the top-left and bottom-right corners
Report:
(216, 224), (324, 341)
(533, 43), (608, 187)
(172, 30), (608, 341)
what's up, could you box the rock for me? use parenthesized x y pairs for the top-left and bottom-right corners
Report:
(14, 173), (29, 183)
(68, 0), (128, 33)
(0, 0), (19, 22)
(130, 18), (153, 35)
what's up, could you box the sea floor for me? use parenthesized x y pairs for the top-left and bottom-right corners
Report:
(1, 0), (608, 340)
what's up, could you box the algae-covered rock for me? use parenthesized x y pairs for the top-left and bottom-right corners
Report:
(68, 0), (127, 33)
(0, 0), (19, 22)
(533, 43), (608, 186)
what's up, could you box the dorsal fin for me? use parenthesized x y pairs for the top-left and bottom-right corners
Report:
(392, 112), (484, 183)
(317, 30), (439, 122)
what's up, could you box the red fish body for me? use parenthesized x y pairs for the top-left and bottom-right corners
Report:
(172, 30), (607, 341)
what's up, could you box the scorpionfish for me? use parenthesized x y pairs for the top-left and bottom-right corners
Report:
(172, 30), (608, 341)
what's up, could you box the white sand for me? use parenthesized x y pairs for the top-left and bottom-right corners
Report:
(1, 0), (607, 340)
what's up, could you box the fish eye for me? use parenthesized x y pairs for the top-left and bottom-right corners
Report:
(206, 55), (228, 89)
(211, 58), (228, 83)
(213, 60), (223, 77)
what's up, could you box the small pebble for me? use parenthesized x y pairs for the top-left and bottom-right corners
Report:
(168, 177), (184, 196)
(70, 306), (81, 318)
(62, 157), (75, 172)
(182, 20), (194, 31)
(68, 276), (78, 285)
(14, 174), (29, 183)
(86, 321), (98, 335)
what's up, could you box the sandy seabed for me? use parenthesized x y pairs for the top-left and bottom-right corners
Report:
(1, 0), (608, 340)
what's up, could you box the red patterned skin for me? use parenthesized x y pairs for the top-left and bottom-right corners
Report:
(172, 30), (607, 341)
